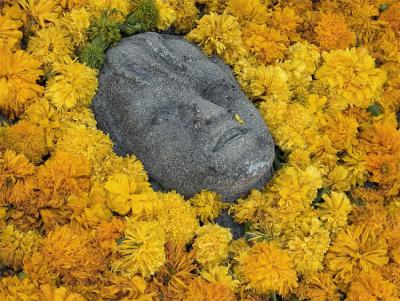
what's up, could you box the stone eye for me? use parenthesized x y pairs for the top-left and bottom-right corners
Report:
(151, 109), (174, 125)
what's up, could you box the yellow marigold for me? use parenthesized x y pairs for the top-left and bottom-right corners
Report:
(3, 120), (47, 163)
(187, 13), (246, 65)
(296, 272), (339, 301)
(0, 48), (43, 118)
(39, 284), (86, 301)
(242, 23), (288, 65)
(317, 191), (352, 233)
(380, 2), (400, 32)
(189, 190), (225, 223)
(193, 224), (232, 267)
(360, 123), (400, 157)
(268, 7), (302, 35)
(27, 25), (74, 69)
(238, 242), (298, 296)
(23, 251), (57, 286)
(260, 100), (312, 151)
(167, 0), (198, 34)
(104, 173), (160, 218)
(349, 3), (386, 44)
(45, 57), (98, 109)
(0, 149), (35, 206)
(326, 224), (389, 284)
(55, 126), (113, 182)
(232, 189), (272, 224)
(87, 0), (132, 21)
(322, 112), (359, 152)
(59, 0), (87, 10)
(93, 152), (148, 185)
(42, 224), (106, 285)
(287, 227), (330, 276)
(17, 0), (61, 31)
(347, 271), (398, 301)
(366, 153), (399, 187)
(112, 220), (166, 278)
(0, 276), (40, 301)
(0, 14), (22, 49)
(315, 13), (355, 51)
(225, 0), (269, 25)
(183, 278), (235, 301)
(157, 191), (199, 243)
(271, 166), (323, 213)
(152, 241), (197, 299)
(23, 99), (61, 149)
(0, 224), (41, 270)
(68, 183), (113, 228)
(61, 8), (91, 48)
(281, 42), (320, 90)
(37, 151), (91, 209)
(246, 65), (291, 102)
(100, 272), (155, 301)
(155, 0), (176, 31)
(315, 48), (387, 109)
(94, 217), (125, 258)
(201, 265), (240, 292)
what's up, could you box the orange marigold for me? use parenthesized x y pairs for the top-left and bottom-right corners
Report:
(315, 12), (355, 50)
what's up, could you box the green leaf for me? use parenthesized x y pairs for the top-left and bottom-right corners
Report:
(368, 103), (382, 116)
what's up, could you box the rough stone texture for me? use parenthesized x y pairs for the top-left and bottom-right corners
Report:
(92, 32), (275, 202)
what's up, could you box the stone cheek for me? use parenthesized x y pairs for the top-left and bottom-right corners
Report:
(92, 32), (275, 203)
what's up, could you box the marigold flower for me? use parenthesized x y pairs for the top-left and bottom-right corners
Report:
(347, 271), (398, 301)
(45, 57), (98, 109)
(326, 224), (389, 284)
(380, 2), (400, 32)
(0, 276), (40, 301)
(61, 8), (91, 48)
(3, 120), (47, 163)
(27, 25), (74, 69)
(105, 173), (160, 217)
(183, 278), (235, 301)
(17, 0), (61, 31)
(39, 284), (86, 301)
(157, 191), (199, 243)
(201, 265), (240, 291)
(0, 149), (35, 206)
(238, 242), (298, 296)
(152, 241), (197, 299)
(187, 13), (246, 65)
(296, 272), (339, 301)
(315, 13), (355, 50)
(315, 47), (387, 109)
(0, 14), (22, 49)
(242, 23), (288, 65)
(225, 0), (269, 26)
(193, 224), (232, 267)
(317, 191), (352, 233)
(112, 220), (166, 278)
(59, 0), (87, 10)
(246, 65), (291, 102)
(268, 7), (302, 35)
(23, 99), (61, 149)
(167, 0), (198, 34)
(100, 272), (155, 301)
(0, 48), (43, 118)
(0, 224), (41, 270)
(37, 151), (91, 209)
(155, 0), (176, 30)
(189, 190), (225, 223)
(41, 225), (106, 285)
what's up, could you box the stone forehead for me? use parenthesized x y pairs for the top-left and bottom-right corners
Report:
(105, 32), (234, 87)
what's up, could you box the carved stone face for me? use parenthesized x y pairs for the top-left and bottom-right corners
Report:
(93, 33), (275, 201)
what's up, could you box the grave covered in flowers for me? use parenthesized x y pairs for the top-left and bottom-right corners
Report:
(0, 0), (400, 300)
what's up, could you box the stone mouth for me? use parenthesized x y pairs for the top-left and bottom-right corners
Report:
(212, 127), (249, 152)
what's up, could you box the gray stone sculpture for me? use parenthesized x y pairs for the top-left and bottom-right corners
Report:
(92, 32), (275, 202)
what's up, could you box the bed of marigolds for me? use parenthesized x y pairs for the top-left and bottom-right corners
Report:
(0, 0), (400, 300)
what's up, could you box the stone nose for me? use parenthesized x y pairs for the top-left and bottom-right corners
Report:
(192, 98), (228, 127)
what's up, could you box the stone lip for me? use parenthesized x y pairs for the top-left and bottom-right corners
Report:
(92, 32), (275, 202)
